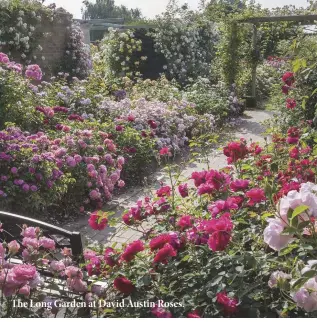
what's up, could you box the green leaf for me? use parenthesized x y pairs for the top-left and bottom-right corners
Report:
(292, 205), (309, 219)
(302, 270), (317, 278)
(278, 243), (298, 256)
(297, 221), (311, 230)
(292, 277), (308, 290)
(181, 254), (191, 262)
(261, 212), (274, 220)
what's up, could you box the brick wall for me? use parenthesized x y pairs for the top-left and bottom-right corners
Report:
(32, 10), (73, 77)
(3, 9), (73, 78)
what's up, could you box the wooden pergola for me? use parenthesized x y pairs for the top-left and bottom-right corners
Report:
(238, 14), (317, 106)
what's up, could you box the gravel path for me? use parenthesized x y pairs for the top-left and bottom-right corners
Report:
(64, 109), (273, 247)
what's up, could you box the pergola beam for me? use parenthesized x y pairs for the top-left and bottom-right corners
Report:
(240, 14), (317, 24)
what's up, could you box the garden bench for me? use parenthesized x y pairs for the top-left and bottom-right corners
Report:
(0, 211), (108, 314)
(0, 210), (84, 264)
(0, 211), (96, 316)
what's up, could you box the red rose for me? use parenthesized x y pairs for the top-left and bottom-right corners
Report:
(153, 243), (177, 264)
(178, 183), (189, 198)
(245, 188), (266, 206)
(282, 72), (295, 86)
(216, 291), (238, 315)
(113, 277), (135, 294)
(88, 211), (108, 230)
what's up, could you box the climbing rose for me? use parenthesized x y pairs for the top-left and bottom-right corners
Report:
(22, 237), (39, 249)
(153, 243), (177, 264)
(113, 277), (135, 295)
(216, 291), (238, 315)
(178, 183), (189, 198)
(245, 188), (266, 206)
(121, 240), (144, 262)
(88, 211), (108, 230)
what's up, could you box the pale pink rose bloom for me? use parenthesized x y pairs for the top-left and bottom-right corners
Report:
(293, 288), (310, 309)
(39, 237), (56, 250)
(65, 266), (83, 279)
(22, 237), (39, 249)
(293, 289), (317, 312)
(83, 249), (96, 260)
(61, 247), (72, 256)
(279, 183), (317, 221)
(8, 240), (20, 254)
(279, 191), (301, 219)
(0, 269), (21, 288)
(18, 284), (30, 296)
(50, 260), (66, 273)
(268, 271), (291, 288)
(21, 227), (38, 238)
(67, 277), (88, 293)
(263, 218), (294, 251)
(29, 272), (43, 289)
(12, 264), (37, 283)
(22, 249), (30, 261)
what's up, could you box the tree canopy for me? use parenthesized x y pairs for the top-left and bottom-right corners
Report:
(81, 0), (143, 22)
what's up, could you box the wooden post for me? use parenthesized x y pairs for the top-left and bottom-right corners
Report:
(251, 23), (258, 100)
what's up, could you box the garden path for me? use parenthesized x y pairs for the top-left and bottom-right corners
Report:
(64, 109), (273, 247)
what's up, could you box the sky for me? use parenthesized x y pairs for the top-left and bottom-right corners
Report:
(45, 0), (311, 19)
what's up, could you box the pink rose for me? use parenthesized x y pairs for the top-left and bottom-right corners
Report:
(39, 237), (56, 250)
(8, 240), (20, 254)
(12, 264), (37, 283)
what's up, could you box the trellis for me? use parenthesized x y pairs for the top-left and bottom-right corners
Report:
(237, 14), (317, 106)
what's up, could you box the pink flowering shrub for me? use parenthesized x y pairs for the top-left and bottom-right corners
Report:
(0, 224), (96, 318)
(0, 125), (125, 216)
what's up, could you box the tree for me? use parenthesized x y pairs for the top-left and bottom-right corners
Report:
(81, 0), (143, 22)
